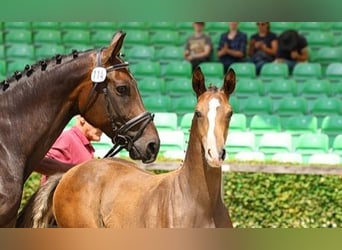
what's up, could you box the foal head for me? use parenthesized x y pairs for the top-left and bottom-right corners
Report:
(192, 67), (236, 168)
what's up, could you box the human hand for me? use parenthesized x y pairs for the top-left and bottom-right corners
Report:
(291, 50), (299, 60)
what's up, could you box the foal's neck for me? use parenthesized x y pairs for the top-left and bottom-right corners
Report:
(181, 122), (223, 209)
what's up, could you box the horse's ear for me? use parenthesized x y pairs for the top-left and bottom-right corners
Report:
(102, 31), (126, 63)
(192, 67), (206, 98)
(221, 68), (236, 97)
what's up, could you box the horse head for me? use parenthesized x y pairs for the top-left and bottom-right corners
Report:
(77, 31), (160, 163)
(192, 67), (236, 168)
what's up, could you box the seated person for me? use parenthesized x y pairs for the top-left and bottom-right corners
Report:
(248, 22), (278, 75)
(217, 22), (247, 74)
(275, 29), (309, 73)
(184, 22), (213, 71)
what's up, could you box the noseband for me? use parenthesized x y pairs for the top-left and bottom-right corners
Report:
(84, 49), (154, 158)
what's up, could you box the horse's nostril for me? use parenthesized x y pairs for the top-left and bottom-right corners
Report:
(147, 141), (159, 155)
(220, 149), (226, 161)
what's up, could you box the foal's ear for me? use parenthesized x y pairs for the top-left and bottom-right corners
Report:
(102, 31), (126, 63)
(192, 67), (206, 98)
(221, 68), (236, 97)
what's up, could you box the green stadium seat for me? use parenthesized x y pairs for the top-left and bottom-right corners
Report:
(292, 62), (322, 81)
(311, 97), (342, 126)
(155, 46), (184, 63)
(158, 130), (186, 159)
(325, 62), (342, 81)
(330, 82), (342, 98)
(164, 77), (193, 97)
(244, 96), (273, 117)
(137, 77), (165, 96)
(6, 59), (35, 75)
(206, 22), (227, 35)
(130, 61), (161, 78)
(171, 96), (197, 115)
(4, 22), (32, 30)
(272, 152), (303, 164)
(225, 131), (256, 159)
(199, 62), (224, 78)
(265, 78), (297, 99)
(0, 60), (7, 75)
(35, 44), (66, 60)
(149, 31), (180, 47)
(229, 62), (256, 79)
(276, 96), (308, 117)
(305, 31), (334, 49)
(124, 30), (150, 47)
(163, 61), (192, 80)
(229, 113), (247, 132)
(180, 112), (193, 140)
(239, 22), (257, 33)
(175, 22), (193, 32)
(32, 22), (60, 30)
(282, 115), (318, 146)
(332, 135), (342, 157)
(33, 30), (62, 44)
(260, 62), (289, 80)
(234, 151), (266, 162)
(330, 22), (342, 34)
(234, 78), (264, 99)
(0, 32), (4, 44)
(117, 22), (147, 30)
(295, 133), (329, 163)
(270, 22), (298, 34)
(143, 94), (172, 112)
(299, 80), (331, 109)
(0, 45), (5, 59)
(125, 45), (155, 62)
(297, 22), (331, 34)
(90, 30), (114, 47)
(229, 96), (241, 113)
(60, 22), (89, 30)
(5, 29), (32, 44)
(153, 112), (178, 131)
(258, 132), (293, 160)
(147, 22), (176, 31)
(6, 44), (35, 59)
(308, 153), (341, 165)
(62, 30), (91, 46)
(88, 22), (116, 30)
(249, 114), (282, 133)
(333, 33), (342, 46)
(313, 47), (342, 66)
(321, 115), (342, 147)
(178, 30), (193, 46)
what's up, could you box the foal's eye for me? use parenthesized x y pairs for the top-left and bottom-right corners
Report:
(195, 110), (202, 118)
(226, 111), (233, 120)
(116, 85), (129, 95)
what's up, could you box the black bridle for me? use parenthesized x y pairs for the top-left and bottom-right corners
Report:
(83, 49), (154, 158)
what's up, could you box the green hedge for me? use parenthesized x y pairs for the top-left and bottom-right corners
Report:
(21, 171), (342, 228)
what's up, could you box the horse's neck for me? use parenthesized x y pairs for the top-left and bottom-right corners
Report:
(0, 55), (91, 177)
(180, 125), (223, 211)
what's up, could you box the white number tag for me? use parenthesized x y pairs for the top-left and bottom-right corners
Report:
(91, 67), (107, 83)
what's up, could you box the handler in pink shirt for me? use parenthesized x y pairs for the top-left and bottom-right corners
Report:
(40, 115), (102, 185)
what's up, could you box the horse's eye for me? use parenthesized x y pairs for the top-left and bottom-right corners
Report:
(226, 111), (233, 120)
(195, 110), (202, 118)
(116, 85), (129, 95)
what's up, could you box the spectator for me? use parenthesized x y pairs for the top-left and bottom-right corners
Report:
(39, 115), (102, 185)
(217, 22), (247, 74)
(275, 29), (309, 73)
(248, 22), (278, 75)
(184, 22), (213, 71)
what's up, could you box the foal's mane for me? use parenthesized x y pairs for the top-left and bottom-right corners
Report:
(0, 48), (96, 93)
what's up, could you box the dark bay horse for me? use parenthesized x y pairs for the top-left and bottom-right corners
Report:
(0, 31), (160, 227)
(18, 67), (235, 228)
